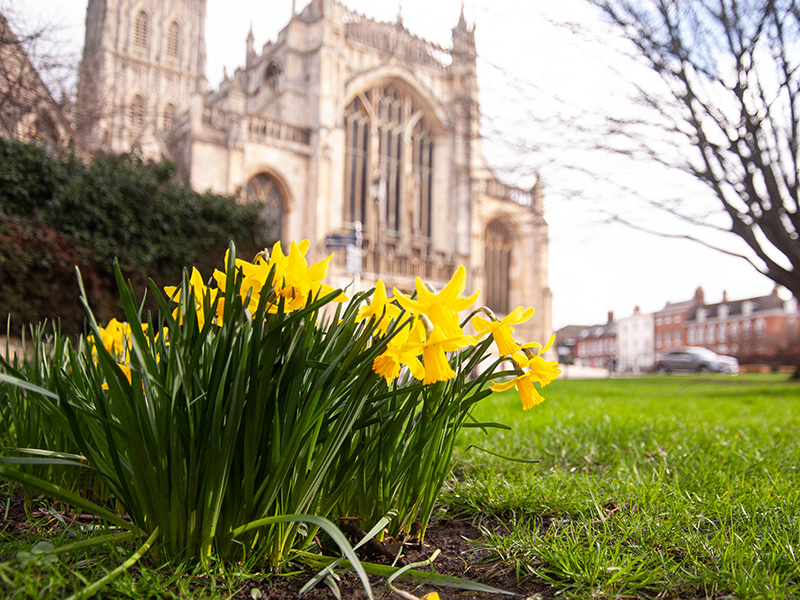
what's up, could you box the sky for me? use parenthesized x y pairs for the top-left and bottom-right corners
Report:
(4, 0), (779, 329)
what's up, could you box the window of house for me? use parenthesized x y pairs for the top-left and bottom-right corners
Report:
(675, 331), (681, 345)
(129, 94), (146, 130)
(245, 173), (284, 243)
(485, 220), (512, 314)
(697, 327), (705, 343)
(665, 316), (672, 324)
(688, 328), (695, 344)
(755, 318), (766, 336)
(708, 326), (715, 344)
(665, 331), (672, 346)
(166, 21), (181, 60)
(133, 11), (150, 51)
(719, 324), (727, 342)
(731, 321), (739, 338)
(656, 333), (663, 347)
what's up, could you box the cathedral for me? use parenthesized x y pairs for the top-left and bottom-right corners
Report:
(75, 0), (552, 343)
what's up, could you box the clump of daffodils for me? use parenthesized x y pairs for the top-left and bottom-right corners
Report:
(91, 240), (559, 409)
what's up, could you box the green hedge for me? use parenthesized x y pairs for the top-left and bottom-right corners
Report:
(0, 138), (270, 334)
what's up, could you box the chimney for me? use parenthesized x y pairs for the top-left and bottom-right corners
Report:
(633, 305), (640, 314)
(722, 290), (727, 302)
(694, 286), (705, 305)
(607, 310), (614, 323)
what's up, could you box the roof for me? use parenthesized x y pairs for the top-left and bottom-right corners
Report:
(686, 289), (785, 321)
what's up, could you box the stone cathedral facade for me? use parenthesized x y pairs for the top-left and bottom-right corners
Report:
(76, 0), (553, 343)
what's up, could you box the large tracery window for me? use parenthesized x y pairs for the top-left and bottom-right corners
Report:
(343, 84), (435, 239)
(485, 220), (513, 314)
(246, 173), (284, 243)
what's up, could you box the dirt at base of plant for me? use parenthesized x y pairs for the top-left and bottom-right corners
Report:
(1, 489), (554, 599)
(232, 519), (555, 600)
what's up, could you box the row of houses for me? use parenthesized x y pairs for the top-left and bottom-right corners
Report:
(556, 286), (800, 371)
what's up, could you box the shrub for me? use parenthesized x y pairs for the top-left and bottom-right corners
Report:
(0, 138), (269, 334)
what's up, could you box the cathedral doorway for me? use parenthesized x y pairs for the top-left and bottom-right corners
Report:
(245, 173), (285, 244)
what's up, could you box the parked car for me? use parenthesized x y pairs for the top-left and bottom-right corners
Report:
(655, 347), (739, 374)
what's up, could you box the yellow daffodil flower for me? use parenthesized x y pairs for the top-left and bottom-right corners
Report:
(404, 325), (476, 385)
(471, 306), (535, 356)
(491, 343), (561, 410)
(164, 267), (220, 328)
(490, 368), (546, 410)
(273, 241), (347, 311)
(393, 265), (479, 338)
(356, 280), (401, 335)
(372, 321), (425, 384)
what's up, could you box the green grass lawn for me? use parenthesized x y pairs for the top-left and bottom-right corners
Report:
(450, 374), (800, 599)
(3, 374), (799, 598)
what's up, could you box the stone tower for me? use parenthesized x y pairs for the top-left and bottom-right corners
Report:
(76, 0), (207, 155)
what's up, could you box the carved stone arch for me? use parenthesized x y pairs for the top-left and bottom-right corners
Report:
(133, 9), (151, 51)
(129, 93), (146, 130)
(484, 216), (518, 315)
(342, 66), (446, 135)
(166, 20), (181, 60)
(264, 60), (282, 91)
(242, 167), (293, 244)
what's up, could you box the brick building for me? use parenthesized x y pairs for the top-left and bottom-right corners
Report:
(654, 287), (704, 354)
(574, 311), (617, 370)
(685, 287), (800, 366)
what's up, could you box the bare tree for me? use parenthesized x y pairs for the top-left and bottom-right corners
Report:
(586, 1), (800, 309)
(0, 6), (73, 147)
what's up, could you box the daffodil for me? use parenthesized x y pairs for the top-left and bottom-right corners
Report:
(213, 249), (272, 314)
(95, 318), (134, 361)
(164, 267), (219, 328)
(356, 280), (401, 335)
(393, 265), (479, 338)
(490, 369), (546, 410)
(471, 306), (535, 356)
(274, 241), (347, 311)
(491, 347), (561, 410)
(372, 321), (425, 384)
(404, 324), (476, 385)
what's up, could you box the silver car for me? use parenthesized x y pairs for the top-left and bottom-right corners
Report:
(655, 347), (739, 374)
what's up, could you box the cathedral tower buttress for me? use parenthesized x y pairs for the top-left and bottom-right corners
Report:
(76, 0), (207, 156)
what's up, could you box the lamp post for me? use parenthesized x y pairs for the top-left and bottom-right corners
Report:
(371, 176), (386, 279)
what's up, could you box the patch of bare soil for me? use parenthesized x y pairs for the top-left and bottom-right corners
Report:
(1, 489), (554, 599)
(233, 519), (554, 600)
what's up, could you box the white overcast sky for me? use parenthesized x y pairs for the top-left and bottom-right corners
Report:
(4, 0), (778, 329)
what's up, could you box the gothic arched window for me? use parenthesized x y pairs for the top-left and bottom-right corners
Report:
(411, 118), (434, 238)
(246, 173), (284, 243)
(377, 87), (404, 233)
(344, 97), (371, 230)
(166, 21), (181, 60)
(342, 84), (436, 243)
(162, 103), (177, 129)
(485, 220), (513, 314)
(133, 11), (150, 51)
(130, 94), (146, 130)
